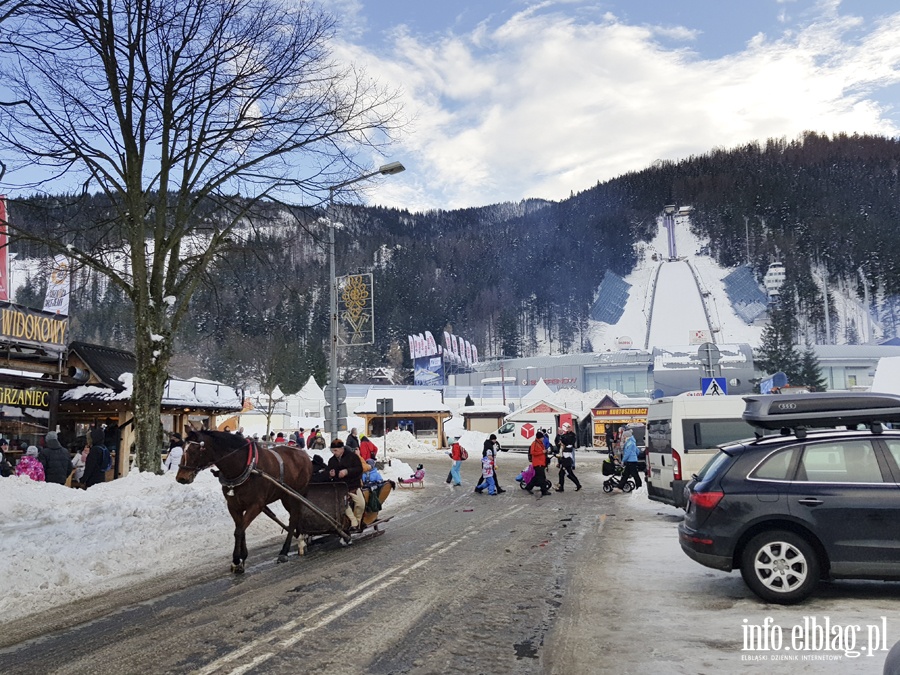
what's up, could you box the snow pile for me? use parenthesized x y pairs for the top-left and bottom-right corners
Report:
(384, 429), (437, 455)
(0, 470), (280, 623)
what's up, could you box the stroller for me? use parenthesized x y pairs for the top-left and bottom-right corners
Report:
(515, 463), (552, 492)
(602, 455), (636, 493)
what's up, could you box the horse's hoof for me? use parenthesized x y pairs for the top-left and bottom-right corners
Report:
(231, 563), (245, 574)
(277, 554), (288, 564)
(297, 541), (307, 557)
(340, 537), (353, 547)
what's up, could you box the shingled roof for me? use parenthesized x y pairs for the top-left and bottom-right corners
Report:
(68, 341), (136, 392)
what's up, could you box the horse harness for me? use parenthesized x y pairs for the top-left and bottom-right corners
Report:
(182, 438), (286, 493)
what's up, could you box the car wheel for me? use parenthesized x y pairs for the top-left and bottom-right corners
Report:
(740, 530), (820, 604)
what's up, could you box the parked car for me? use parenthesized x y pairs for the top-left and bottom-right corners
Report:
(679, 392), (900, 604)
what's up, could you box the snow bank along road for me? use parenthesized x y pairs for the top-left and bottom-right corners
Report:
(3, 455), (900, 674)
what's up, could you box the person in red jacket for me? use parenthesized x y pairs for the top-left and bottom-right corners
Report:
(359, 434), (378, 466)
(524, 432), (551, 497)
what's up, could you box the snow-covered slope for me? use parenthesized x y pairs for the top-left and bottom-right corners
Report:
(588, 213), (765, 351)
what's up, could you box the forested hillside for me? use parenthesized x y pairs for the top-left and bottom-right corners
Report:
(9, 132), (900, 391)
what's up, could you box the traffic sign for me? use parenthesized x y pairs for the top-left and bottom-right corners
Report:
(701, 377), (727, 396)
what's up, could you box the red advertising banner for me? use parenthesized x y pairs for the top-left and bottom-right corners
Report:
(0, 196), (8, 301)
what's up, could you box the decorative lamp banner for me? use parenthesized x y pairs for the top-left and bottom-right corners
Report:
(337, 273), (374, 346)
(42, 254), (71, 316)
(0, 301), (68, 353)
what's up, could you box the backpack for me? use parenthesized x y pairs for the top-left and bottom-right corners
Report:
(100, 445), (112, 472)
(459, 445), (468, 461)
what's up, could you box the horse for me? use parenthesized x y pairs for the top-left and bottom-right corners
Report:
(176, 429), (312, 573)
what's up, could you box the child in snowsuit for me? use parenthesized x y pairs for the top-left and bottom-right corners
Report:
(474, 454), (496, 495)
(15, 446), (45, 481)
(398, 464), (425, 485)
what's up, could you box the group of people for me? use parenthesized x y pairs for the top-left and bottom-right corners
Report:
(445, 423), (586, 499)
(520, 422), (582, 497)
(1, 428), (111, 488)
(307, 431), (382, 529)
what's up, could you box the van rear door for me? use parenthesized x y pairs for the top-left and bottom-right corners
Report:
(647, 416), (674, 505)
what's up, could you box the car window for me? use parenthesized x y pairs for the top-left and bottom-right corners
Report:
(796, 440), (883, 483)
(883, 441), (900, 476)
(750, 447), (798, 480)
(682, 419), (756, 450)
(695, 450), (731, 482)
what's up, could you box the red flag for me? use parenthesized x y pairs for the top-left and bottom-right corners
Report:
(0, 196), (9, 301)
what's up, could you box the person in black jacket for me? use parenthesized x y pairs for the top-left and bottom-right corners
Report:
(327, 439), (365, 528)
(82, 427), (107, 488)
(553, 423), (581, 492)
(39, 431), (72, 485)
(345, 428), (360, 453)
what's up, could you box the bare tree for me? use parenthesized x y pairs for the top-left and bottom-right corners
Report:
(0, 0), (403, 471)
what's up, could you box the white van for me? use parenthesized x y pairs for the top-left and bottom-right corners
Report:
(494, 400), (578, 452)
(646, 396), (757, 508)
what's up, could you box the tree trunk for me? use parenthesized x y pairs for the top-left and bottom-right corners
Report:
(132, 319), (169, 473)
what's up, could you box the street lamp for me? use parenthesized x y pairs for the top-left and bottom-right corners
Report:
(327, 161), (406, 439)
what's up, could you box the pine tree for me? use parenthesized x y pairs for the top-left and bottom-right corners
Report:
(755, 301), (804, 383)
(799, 345), (828, 391)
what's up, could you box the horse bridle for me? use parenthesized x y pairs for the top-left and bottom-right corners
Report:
(177, 439), (215, 473)
(179, 437), (259, 490)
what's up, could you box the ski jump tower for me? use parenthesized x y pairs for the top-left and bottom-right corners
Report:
(663, 204), (678, 260)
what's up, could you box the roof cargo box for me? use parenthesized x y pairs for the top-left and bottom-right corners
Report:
(742, 392), (900, 430)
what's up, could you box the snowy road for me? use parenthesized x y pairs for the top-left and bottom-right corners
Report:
(2, 455), (899, 674)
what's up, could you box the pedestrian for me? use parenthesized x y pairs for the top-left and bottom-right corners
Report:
(163, 433), (184, 472)
(345, 428), (360, 453)
(311, 431), (327, 451)
(474, 452), (497, 495)
(295, 428), (306, 449)
(445, 439), (465, 486)
(71, 439), (89, 485)
(326, 439), (365, 528)
(15, 446), (45, 481)
(0, 439), (12, 477)
(475, 434), (506, 493)
(39, 431), (71, 485)
(275, 432), (286, 444)
(359, 434), (378, 464)
(524, 432), (551, 497)
(82, 428), (108, 488)
(306, 428), (317, 449)
(605, 425), (615, 454)
(620, 428), (642, 491)
(555, 446), (582, 492)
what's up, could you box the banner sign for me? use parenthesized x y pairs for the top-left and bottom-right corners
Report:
(414, 355), (445, 386)
(592, 407), (649, 417)
(0, 301), (68, 353)
(42, 254), (71, 316)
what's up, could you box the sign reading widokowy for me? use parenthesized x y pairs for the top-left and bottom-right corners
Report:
(0, 301), (69, 353)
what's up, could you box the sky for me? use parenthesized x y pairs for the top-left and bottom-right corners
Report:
(329, 0), (900, 211)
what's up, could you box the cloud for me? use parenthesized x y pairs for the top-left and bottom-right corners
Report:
(339, 5), (900, 211)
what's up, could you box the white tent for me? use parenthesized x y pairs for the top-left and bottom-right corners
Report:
(523, 378), (555, 402)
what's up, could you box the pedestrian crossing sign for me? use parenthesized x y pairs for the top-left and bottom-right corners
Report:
(701, 377), (727, 396)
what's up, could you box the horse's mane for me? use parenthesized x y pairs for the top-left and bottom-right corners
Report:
(198, 429), (248, 451)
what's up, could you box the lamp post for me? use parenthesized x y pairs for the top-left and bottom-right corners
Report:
(327, 161), (406, 440)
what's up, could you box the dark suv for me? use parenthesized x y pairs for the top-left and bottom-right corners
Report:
(679, 392), (900, 604)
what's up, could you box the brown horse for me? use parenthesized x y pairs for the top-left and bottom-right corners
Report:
(176, 429), (312, 573)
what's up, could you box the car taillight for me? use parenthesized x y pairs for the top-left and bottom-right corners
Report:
(673, 449), (682, 480)
(690, 491), (724, 510)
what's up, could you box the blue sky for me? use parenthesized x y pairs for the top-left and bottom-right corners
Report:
(330, 0), (900, 211)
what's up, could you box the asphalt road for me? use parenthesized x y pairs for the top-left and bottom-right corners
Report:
(4, 453), (900, 674)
